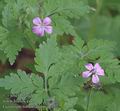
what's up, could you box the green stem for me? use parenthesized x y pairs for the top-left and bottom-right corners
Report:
(45, 74), (48, 94)
(86, 89), (92, 111)
(44, 74), (51, 97)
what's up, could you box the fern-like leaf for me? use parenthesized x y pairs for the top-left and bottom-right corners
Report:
(0, 26), (23, 65)
(0, 70), (43, 103)
(35, 36), (60, 74)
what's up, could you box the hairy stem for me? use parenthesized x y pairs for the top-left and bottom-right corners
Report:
(43, 74), (51, 97)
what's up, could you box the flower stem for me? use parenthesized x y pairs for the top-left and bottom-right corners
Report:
(86, 89), (92, 111)
(44, 74), (51, 97)
(44, 74), (48, 94)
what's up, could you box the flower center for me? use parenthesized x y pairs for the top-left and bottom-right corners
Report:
(90, 68), (97, 75)
(40, 22), (45, 28)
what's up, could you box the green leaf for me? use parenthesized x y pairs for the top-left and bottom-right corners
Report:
(43, 0), (89, 18)
(2, 0), (39, 28)
(35, 36), (59, 74)
(0, 50), (7, 63)
(53, 16), (77, 36)
(58, 75), (79, 96)
(0, 88), (19, 111)
(0, 70), (43, 102)
(88, 85), (120, 111)
(0, 26), (23, 65)
(0, 0), (41, 64)
(0, 0), (5, 24)
(74, 15), (120, 56)
(29, 90), (44, 107)
(99, 55), (120, 83)
(64, 97), (78, 111)
(73, 37), (120, 85)
(43, 0), (89, 36)
(82, 39), (115, 60)
(73, 36), (84, 51)
(48, 44), (81, 77)
(49, 74), (81, 104)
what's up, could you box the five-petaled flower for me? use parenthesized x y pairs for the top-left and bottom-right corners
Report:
(32, 17), (53, 37)
(82, 63), (104, 84)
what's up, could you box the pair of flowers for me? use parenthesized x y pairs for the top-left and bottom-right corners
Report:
(32, 17), (105, 84)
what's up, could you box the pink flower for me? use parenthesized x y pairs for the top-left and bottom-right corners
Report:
(32, 17), (53, 37)
(82, 63), (104, 84)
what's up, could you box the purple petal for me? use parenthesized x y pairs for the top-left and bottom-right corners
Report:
(85, 63), (94, 71)
(94, 63), (104, 76)
(33, 17), (42, 25)
(94, 63), (101, 69)
(32, 26), (44, 36)
(97, 68), (104, 76)
(43, 17), (52, 25)
(82, 71), (92, 78)
(45, 26), (53, 34)
(92, 75), (99, 84)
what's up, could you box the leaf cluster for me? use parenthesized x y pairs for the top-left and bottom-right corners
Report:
(0, 36), (120, 111)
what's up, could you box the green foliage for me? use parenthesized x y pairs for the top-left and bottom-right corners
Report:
(0, 0), (120, 111)
(0, 0), (5, 24)
(0, 49), (7, 64)
(43, 0), (89, 36)
(102, 0), (120, 13)
(43, 0), (89, 18)
(0, 70), (44, 106)
(75, 83), (120, 111)
(0, 0), (89, 64)
(82, 39), (115, 60)
(74, 6), (120, 55)
(0, 88), (19, 111)
(0, 4), (22, 64)
(0, 35), (120, 111)
(52, 16), (77, 36)
(0, 0), (41, 64)
(0, 26), (24, 65)
(35, 36), (84, 110)
(73, 36), (120, 83)
(29, 90), (44, 107)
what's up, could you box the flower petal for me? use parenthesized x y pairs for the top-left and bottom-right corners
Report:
(94, 63), (101, 69)
(92, 75), (99, 84)
(82, 71), (92, 78)
(94, 63), (104, 76)
(32, 26), (44, 36)
(45, 26), (53, 34)
(85, 63), (94, 71)
(97, 69), (104, 76)
(43, 17), (52, 25)
(33, 17), (42, 25)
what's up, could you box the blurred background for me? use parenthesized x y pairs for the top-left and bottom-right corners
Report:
(74, 0), (120, 56)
